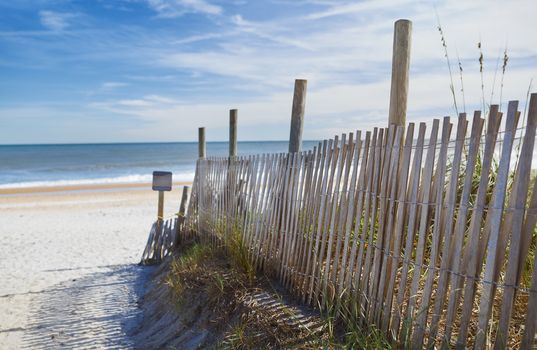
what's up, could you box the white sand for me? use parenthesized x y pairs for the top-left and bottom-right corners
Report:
(0, 185), (188, 349)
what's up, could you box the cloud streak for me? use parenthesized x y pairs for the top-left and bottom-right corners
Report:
(146, 0), (222, 17)
(39, 10), (74, 31)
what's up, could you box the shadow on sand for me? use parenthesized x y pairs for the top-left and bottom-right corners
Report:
(21, 264), (155, 349)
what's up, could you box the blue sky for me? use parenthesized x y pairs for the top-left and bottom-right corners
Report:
(0, 0), (536, 144)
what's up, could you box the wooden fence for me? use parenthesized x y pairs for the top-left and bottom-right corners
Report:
(182, 95), (537, 349)
(141, 186), (190, 264)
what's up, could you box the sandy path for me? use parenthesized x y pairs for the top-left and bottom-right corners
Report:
(0, 185), (187, 349)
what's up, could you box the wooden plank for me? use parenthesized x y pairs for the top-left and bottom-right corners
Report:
(292, 150), (314, 289)
(328, 134), (356, 294)
(294, 150), (316, 291)
(269, 153), (290, 273)
(252, 154), (269, 251)
(351, 129), (377, 314)
(312, 137), (340, 305)
(442, 112), (484, 346)
(337, 131), (365, 300)
(331, 132), (358, 291)
(256, 154), (277, 267)
(306, 139), (333, 304)
(297, 145), (323, 298)
(342, 131), (371, 299)
(358, 128), (384, 317)
(243, 155), (262, 255)
(381, 123), (415, 333)
(296, 150), (318, 288)
(426, 114), (468, 347)
(278, 152), (296, 279)
(456, 106), (502, 348)
(281, 152), (301, 282)
(376, 125), (405, 325)
(391, 122), (426, 339)
(245, 155), (259, 254)
(404, 119), (439, 334)
(367, 125), (396, 322)
(301, 142), (326, 302)
(282, 152), (304, 286)
(263, 153), (283, 267)
(521, 182), (537, 350)
(321, 134), (348, 304)
(493, 96), (537, 349)
(412, 117), (452, 349)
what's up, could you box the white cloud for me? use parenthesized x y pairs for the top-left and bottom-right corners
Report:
(101, 81), (128, 90)
(39, 10), (73, 31)
(146, 0), (222, 17)
(303, 0), (414, 21)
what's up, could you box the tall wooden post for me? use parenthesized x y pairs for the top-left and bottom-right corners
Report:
(229, 109), (238, 157)
(179, 186), (190, 216)
(288, 79), (307, 153)
(388, 19), (412, 127)
(175, 185), (190, 247)
(198, 127), (206, 159)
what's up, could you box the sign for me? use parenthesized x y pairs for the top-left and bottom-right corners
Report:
(152, 171), (173, 191)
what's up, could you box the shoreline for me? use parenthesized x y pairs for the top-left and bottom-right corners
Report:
(0, 181), (192, 196)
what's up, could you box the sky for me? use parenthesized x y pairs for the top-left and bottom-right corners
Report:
(0, 0), (536, 144)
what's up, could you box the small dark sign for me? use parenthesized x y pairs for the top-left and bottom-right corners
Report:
(152, 171), (173, 191)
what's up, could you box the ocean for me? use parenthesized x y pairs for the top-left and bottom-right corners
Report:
(0, 141), (319, 189)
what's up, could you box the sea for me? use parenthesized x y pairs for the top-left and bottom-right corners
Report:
(0, 141), (319, 189)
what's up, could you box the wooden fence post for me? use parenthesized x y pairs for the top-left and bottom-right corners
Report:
(198, 127), (206, 159)
(230, 109), (238, 157)
(289, 79), (307, 153)
(388, 19), (412, 127)
(179, 185), (190, 216)
(175, 185), (190, 246)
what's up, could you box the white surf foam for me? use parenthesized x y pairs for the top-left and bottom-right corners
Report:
(0, 172), (195, 189)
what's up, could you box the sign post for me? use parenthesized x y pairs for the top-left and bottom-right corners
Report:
(152, 171), (173, 238)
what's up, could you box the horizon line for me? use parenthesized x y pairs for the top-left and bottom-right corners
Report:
(0, 140), (322, 147)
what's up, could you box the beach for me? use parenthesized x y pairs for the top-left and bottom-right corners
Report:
(0, 141), (316, 349)
(0, 183), (189, 349)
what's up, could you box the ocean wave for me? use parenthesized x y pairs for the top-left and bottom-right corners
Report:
(0, 172), (195, 189)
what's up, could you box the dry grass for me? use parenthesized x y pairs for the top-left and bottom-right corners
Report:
(165, 241), (323, 349)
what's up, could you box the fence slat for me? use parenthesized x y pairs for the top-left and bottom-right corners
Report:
(321, 134), (349, 304)
(359, 128), (384, 319)
(404, 119), (439, 335)
(412, 117), (453, 348)
(381, 123), (414, 333)
(342, 131), (370, 297)
(493, 96), (537, 349)
(456, 106), (502, 348)
(426, 114), (467, 347)
(392, 122), (426, 339)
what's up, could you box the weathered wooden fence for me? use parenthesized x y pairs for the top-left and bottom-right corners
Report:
(141, 186), (190, 264)
(183, 95), (537, 349)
